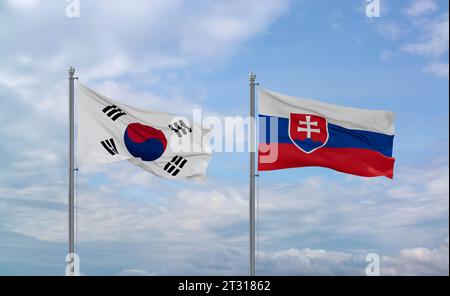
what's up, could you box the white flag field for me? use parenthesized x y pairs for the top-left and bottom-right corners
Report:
(77, 84), (211, 180)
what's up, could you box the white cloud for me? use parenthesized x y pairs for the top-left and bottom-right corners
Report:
(401, 13), (449, 57)
(7, 0), (40, 9)
(0, 71), (37, 89)
(0, 149), (447, 274)
(0, 147), (448, 274)
(403, 0), (438, 17)
(258, 248), (357, 275)
(257, 239), (449, 275)
(374, 3), (449, 79)
(423, 62), (449, 78)
(0, 0), (289, 118)
(382, 239), (449, 275)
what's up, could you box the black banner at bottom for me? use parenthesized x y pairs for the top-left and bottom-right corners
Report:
(0, 276), (444, 295)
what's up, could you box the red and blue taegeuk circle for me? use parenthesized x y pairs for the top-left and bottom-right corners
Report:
(124, 123), (167, 161)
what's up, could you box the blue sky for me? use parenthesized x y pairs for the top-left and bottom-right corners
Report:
(0, 0), (448, 275)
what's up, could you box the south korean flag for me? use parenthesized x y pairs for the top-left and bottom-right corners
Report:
(77, 84), (211, 180)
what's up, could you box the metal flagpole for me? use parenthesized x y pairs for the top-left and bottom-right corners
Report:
(249, 72), (257, 276)
(68, 67), (76, 276)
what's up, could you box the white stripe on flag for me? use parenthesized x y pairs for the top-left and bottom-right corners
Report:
(259, 88), (395, 135)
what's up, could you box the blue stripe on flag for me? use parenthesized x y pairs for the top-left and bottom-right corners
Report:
(259, 115), (394, 157)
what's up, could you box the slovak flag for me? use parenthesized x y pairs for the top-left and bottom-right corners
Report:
(258, 89), (395, 179)
(77, 84), (211, 180)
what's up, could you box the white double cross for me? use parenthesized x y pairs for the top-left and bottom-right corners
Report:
(297, 115), (320, 138)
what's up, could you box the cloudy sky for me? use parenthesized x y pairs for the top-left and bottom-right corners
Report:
(0, 0), (448, 275)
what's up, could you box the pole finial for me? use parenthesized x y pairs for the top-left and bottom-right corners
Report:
(68, 67), (75, 77)
(249, 72), (256, 82)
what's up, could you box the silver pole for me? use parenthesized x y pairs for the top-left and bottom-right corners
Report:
(249, 72), (256, 276)
(68, 66), (75, 276)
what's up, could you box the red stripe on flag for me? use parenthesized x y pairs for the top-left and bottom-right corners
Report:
(258, 143), (395, 179)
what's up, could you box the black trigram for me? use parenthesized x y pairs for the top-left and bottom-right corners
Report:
(169, 120), (192, 137)
(164, 156), (187, 176)
(101, 138), (119, 156)
(102, 105), (126, 121)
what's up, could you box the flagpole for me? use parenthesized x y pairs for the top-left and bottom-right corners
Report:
(68, 66), (75, 276)
(249, 72), (257, 276)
